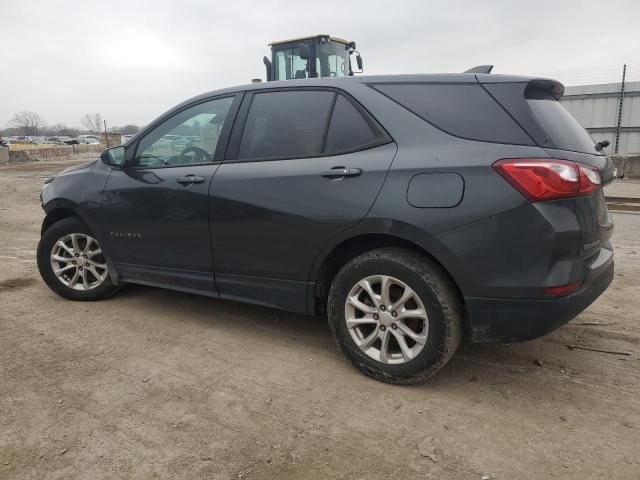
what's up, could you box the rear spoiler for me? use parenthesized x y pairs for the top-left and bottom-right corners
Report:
(527, 79), (564, 100)
(464, 67), (564, 100)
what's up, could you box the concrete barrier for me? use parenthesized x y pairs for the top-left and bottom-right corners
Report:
(7, 146), (73, 163)
(610, 155), (626, 178)
(14, 146), (74, 162)
(624, 155), (640, 178)
(8, 150), (38, 162)
(71, 144), (103, 154)
(3, 144), (104, 164)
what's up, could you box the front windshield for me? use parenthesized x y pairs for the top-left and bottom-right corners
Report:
(316, 41), (350, 77)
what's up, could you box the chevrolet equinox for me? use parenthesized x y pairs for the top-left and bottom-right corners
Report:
(37, 74), (615, 383)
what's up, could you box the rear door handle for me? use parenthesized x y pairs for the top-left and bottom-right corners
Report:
(177, 175), (206, 186)
(321, 167), (362, 179)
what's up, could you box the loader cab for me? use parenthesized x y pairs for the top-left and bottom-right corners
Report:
(263, 35), (363, 81)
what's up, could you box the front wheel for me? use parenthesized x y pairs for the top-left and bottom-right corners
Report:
(37, 217), (119, 301)
(327, 248), (463, 384)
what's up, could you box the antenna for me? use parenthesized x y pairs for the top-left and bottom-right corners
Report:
(464, 65), (494, 74)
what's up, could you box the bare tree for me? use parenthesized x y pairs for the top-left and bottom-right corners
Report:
(117, 124), (140, 135)
(42, 124), (80, 137)
(9, 111), (46, 136)
(81, 113), (103, 134)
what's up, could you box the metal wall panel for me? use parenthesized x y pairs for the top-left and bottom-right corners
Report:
(560, 81), (640, 154)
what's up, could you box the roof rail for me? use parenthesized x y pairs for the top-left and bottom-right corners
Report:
(464, 65), (494, 74)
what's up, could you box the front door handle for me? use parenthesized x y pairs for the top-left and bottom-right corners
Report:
(177, 175), (206, 186)
(321, 167), (362, 179)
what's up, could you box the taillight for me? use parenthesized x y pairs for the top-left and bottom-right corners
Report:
(493, 159), (601, 202)
(577, 164), (602, 194)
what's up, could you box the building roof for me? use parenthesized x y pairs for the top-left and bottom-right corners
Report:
(269, 34), (351, 46)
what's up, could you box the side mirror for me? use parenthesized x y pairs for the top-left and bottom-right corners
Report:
(101, 146), (126, 167)
(298, 43), (311, 60)
(355, 53), (363, 71)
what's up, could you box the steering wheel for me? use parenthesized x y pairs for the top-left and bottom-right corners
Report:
(179, 146), (211, 164)
(138, 152), (168, 166)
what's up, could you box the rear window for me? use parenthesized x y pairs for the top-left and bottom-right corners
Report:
(526, 89), (596, 154)
(238, 90), (334, 160)
(373, 83), (533, 145)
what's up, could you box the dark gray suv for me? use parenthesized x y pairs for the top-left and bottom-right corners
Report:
(37, 73), (614, 383)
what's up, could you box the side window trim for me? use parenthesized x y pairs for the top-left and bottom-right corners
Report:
(224, 87), (393, 164)
(129, 93), (243, 170)
(224, 91), (256, 162)
(319, 93), (339, 153)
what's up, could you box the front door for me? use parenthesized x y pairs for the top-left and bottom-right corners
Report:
(209, 89), (396, 312)
(101, 95), (239, 292)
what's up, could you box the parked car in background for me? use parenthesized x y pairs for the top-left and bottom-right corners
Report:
(31, 137), (51, 145)
(77, 135), (100, 145)
(45, 137), (70, 144)
(0, 137), (10, 147)
(36, 74), (615, 384)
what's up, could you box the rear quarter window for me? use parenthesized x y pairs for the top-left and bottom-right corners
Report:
(324, 95), (389, 154)
(372, 83), (534, 145)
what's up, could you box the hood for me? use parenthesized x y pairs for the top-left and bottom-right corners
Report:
(58, 159), (98, 176)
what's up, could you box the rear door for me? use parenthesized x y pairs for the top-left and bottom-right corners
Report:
(209, 88), (396, 312)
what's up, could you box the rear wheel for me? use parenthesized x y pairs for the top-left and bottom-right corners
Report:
(327, 247), (462, 384)
(37, 217), (118, 301)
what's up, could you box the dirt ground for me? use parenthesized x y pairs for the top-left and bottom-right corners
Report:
(1, 157), (639, 480)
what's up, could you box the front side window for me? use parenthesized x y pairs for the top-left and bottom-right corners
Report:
(238, 91), (334, 160)
(135, 96), (235, 167)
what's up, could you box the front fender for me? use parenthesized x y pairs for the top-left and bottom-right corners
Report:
(39, 160), (117, 282)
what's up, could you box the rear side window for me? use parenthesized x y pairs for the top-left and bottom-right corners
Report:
(239, 90), (333, 160)
(373, 83), (533, 145)
(324, 95), (384, 154)
(526, 88), (596, 154)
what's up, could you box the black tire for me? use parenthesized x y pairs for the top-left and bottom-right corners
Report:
(327, 247), (463, 384)
(37, 216), (119, 301)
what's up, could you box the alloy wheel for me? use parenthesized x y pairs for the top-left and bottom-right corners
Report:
(50, 233), (108, 291)
(344, 274), (429, 365)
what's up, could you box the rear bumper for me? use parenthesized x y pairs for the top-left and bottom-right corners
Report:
(465, 251), (614, 343)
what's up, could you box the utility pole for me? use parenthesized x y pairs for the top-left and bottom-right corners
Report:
(614, 64), (627, 154)
(104, 119), (109, 148)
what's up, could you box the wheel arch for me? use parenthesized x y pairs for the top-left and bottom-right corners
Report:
(41, 207), (80, 235)
(41, 199), (94, 236)
(308, 230), (466, 319)
(40, 200), (119, 284)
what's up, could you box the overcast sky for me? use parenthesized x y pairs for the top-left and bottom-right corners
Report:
(1, 0), (638, 129)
